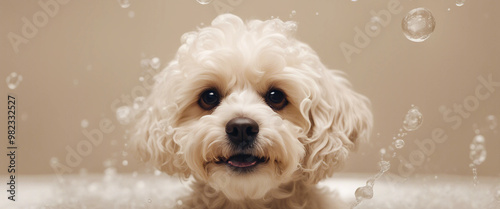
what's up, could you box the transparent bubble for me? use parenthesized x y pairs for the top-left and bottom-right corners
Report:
(80, 119), (89, 128)
(401, 8), (436, 42)
(486, 115), (497, 130)
(133, 97), (145, 110)
(379, 148), (386, 155)
(139, 76), (144, 81)
(177, 200), (183, 205)
(456, 0), (465, 7)
(378, 161), (391, 172)
(116, 106), (131, 125)
(117, 0), (130, 8)
(355, 185), (373, 201)
(122, 160), (128, 166)
(6, 72), (23, 89)
(403, 106), (424, 131)
(196, 0), (213, 5)
(470, 135), (487, 165)
(284, 22), (298, 33)
(154, 170), (162, 176)
(315, 12), (319, 16)
(128, 11), (135, 18)
(50, 157), (59, 166)
(394, 139), (405, 149)
(150, 57), (161, 69)
(289, 10), (296, 18)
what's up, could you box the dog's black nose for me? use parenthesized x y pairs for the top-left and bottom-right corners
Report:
(225, 117), (259, 149)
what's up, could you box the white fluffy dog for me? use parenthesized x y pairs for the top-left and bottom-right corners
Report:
(133, 14), (372, 209)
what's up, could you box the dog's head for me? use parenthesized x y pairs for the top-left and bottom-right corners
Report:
(132, 14), (372, 200)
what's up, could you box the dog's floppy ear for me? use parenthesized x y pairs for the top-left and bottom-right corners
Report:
(131, 64), (191, 178)
(300, 69), (372, 184)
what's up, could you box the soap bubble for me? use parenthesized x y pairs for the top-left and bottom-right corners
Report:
(378, 161), (391, 172)
(402, 8), (436, 42)
(403, 106), (423, 131)
(133, 97), (145, 110)
(196, 0), (213, 5)
(456, 0), (465, 7)
(128, 11), (135, 18)
(470, 135), (486, 165)
(117, 0), (130, 8)
(355, 185), (373, 201)
(116, 106), (131, 125)
(486, 115), (497, 130)
(80, 119), (89, 128)
(6, 72), (23, 89)
(394, 139), (405, 149)
(150, 57), (161, 69)
(289, 10), (296, 18)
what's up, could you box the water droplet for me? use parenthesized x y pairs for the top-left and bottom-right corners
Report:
(196, 0), (213, 5)
(6, 73), (23, 90)
(378, 161), (391, 172)
(116, 106), (132, 125)
(139, 76), (144, 81)
(80, 119), (89, 128)
(289, 10), (296, 18)
(470, 135), (486, 165)
(128, 10), (135, 18)
(486, 115), (497, 130)
(150, 57), (161, 69)
(355, 185), (373, 201)
(447, 8), (451, 11)
(456, 0), (465, 7)
(395, 139), (405, 149)
(154, 170), (162, 176)
(133, 96), (145, 110)
(117, 0), (130, 8)
(401, 8), (436, 42)
(403, 106), (424, 131)
(315, 12), (319, 16)
(122, 160), (128, 166)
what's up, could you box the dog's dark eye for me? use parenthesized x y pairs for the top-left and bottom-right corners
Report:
(265, 89), (287, 110)
(199, 89), (220, 110)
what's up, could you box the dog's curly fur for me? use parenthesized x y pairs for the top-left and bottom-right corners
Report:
(132, 14), (372, 209)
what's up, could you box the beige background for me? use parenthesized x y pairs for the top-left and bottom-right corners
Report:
(0, 0), (499, 178)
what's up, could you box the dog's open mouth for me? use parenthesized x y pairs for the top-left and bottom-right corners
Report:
(215, 154), (268, 171)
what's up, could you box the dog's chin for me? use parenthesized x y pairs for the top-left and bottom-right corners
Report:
(205, 154), (285, 200)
